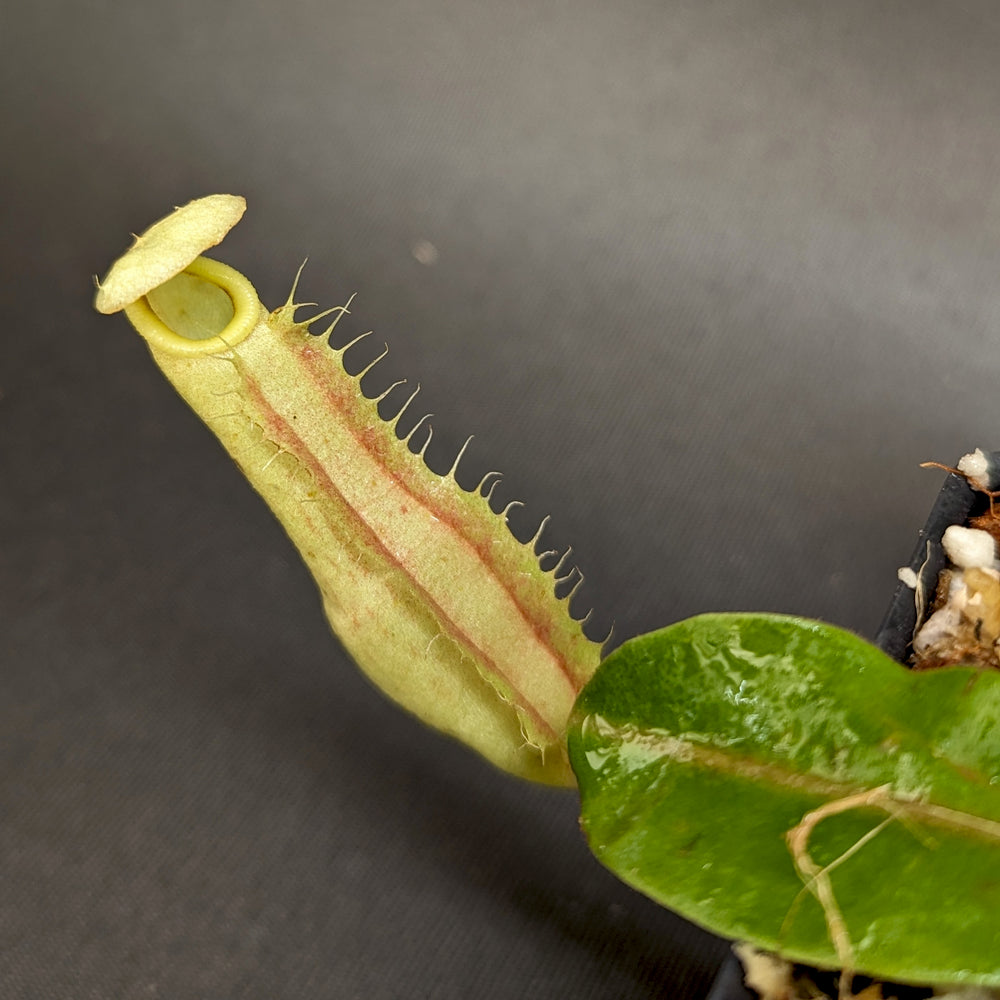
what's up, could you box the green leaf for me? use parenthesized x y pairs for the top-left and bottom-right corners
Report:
(568, 613), (1000, 987)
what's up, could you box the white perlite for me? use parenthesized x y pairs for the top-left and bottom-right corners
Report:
(941, 525), (997, 570)
(957, 448), (991, 492)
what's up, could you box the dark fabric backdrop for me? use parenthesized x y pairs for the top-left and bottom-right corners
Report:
(4, 1), (1000, 997)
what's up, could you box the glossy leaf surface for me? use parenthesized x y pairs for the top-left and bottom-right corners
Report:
(568, 613), (1000, 986)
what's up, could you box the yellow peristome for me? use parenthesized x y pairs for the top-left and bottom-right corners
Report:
(123, 257), (261, 356)
(95, 193), (246, 314)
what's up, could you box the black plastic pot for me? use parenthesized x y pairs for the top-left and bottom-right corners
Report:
(704, 456), (993, 1000)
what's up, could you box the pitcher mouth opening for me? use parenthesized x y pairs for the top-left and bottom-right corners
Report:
(123, 255), (260, 356)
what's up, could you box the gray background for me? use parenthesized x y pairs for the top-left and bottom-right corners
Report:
(4, 1), (1000, 997)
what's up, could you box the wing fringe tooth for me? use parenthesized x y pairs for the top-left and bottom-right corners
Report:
(261, 443), (294, 473)
(333, 327), (373, 358)
(530, 514), (551, 550)
(417, 423), (435, 458)
(448, 436), (474, 480)
(600, 620), (616, 648)
(283, 261), (352, 329)
(374, 378), (407, 404)
(260, 450), (281, 472)
(284, 258), (309, 306)
(355, 341), (388, 381)
(501, 500), (524, 522)
(404, 412), (433, 446)
(484, 475), (504, 503)
(390, 383), (422, 433)
(550, 546), (574, 577)
(317, 292), (357, 344)
(476, 470), (503, 495)
(300, 305), (343, 328)
(563, 570), (586, 604)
